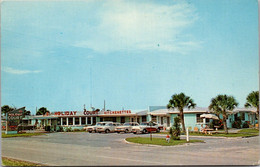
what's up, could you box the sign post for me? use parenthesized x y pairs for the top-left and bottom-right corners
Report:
(5, 107), (25, 134)
(186, 127), (189, 142)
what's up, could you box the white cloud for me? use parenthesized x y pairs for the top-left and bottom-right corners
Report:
(73, 1), (201, 54)
(2, 67), (42, 74)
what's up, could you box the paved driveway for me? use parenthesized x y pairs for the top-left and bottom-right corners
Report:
(1, 132), (260, 166)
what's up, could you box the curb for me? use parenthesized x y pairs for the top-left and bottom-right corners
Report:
(123, 138), (204, 147)
(153, 134), (227, 139)
(2, 156), (54, 166)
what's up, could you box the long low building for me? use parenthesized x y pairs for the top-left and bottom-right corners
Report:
(19, 106), (258, 131)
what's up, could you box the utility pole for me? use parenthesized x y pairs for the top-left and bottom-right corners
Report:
(90, 66), (92, 108)
(104, 100), (106, 111)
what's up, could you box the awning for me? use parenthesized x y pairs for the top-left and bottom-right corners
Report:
(200, 114), (219, 120)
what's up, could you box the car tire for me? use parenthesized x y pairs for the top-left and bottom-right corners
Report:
(98, 131), (101, 133)
(125, 129), (128, 133)
(157, 128), (160, 133)
(133, 132), (136, 134)
(142, 129), (147, 134)
(117, 131), (120, 134)
(105, 129), (110, 133)
(89, 131), (92, 133)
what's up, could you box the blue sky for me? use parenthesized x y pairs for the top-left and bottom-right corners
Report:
(1, 0), (259, 114)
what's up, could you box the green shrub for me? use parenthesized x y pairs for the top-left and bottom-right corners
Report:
(170, 116), (181, 140)
(73, 129), (81, 132)
(232, 117), (242, 129)
(242, 122), (249, 128)
(57, 126), (64, 132)
(45, 126), (51, 131)
(65, 127), (72, 132)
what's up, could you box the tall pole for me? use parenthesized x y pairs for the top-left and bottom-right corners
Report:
(90, 66), (92, 108)
(104, 100), (106, 111)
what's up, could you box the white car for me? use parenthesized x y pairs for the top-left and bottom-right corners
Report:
(115, 122), (139, 133)
(85, 122), (112, 133)
(96, 122), (121, 133)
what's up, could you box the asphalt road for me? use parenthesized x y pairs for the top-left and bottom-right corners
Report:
(1, 132), (260, 166)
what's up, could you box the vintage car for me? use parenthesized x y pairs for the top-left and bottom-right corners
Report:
(132, 122), (163, 134)
(115, 122), (139, 133)
(85, 122), (112, 133)
(96, 122), (121, 133)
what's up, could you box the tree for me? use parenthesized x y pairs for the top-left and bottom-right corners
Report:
(167, 93), (196, 133)
(169, 116), (181, 140)
(209, 95), (238, 134)
(1, 105), (14, 116)
(245, 91), (259, 118)
(24, 110), (31, 116)
(36, 107), (50, 115)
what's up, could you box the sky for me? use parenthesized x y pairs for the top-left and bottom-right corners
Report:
(1, 0), (259, 114)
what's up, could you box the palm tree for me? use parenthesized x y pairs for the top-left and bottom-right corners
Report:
(167, 93), (196, 133)
(1, 105), (14, 116)
(36, 107), (50, 115)
(245, 91), (259, 117)
(209, 95), (238, 134)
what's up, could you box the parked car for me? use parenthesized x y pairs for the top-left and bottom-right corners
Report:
(96, 122), (121, 133)
(85, 122), (112, 133)
(115, 122), (139, 133)
(132, 122), (163, 134)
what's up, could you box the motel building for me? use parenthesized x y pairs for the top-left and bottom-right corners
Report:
(20, 106), (258, 132)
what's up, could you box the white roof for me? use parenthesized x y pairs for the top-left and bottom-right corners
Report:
(150, 107), (209, 115)
(168, 107), (209, 114)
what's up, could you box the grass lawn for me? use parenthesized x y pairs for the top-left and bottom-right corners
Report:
(2, 132), (46, 138)
(126, 137), (203, 146)
(159, 128), (259, 138)
(2, 157), (44, 166)
(238, 128), (259, 134)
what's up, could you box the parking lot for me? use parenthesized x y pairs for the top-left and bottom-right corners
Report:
(2, 132), (260, 166)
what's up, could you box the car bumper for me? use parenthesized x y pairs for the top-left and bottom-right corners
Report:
(115, 129), (125, 132)
(132, 129), (141, 133)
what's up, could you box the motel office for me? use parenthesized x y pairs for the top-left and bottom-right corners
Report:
(22, 106), (257, 131)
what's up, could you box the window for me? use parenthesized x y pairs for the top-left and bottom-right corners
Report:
(121, 117), (125, 123)
(87, 117), (91, 124)
(81, 117), (86, 125)
(57, 118), (61, 125)
(75, 117), (79, 125)
(142, 116), (147, 122)
(68, 118), (73, 125)
(62, 118), (67, 125)
(152, 116), (157, 122)
(241, 113), (245, 120)
(93, 117), (96, 124)
(205, 118), (210, 123)
(196, 114), (203, 123)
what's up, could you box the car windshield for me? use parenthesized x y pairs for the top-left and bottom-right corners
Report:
(123, 123), (130, 126)
(105, 123), (112, 126)
(140, 123), (148, 126)
(97, 123), (106, 126)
